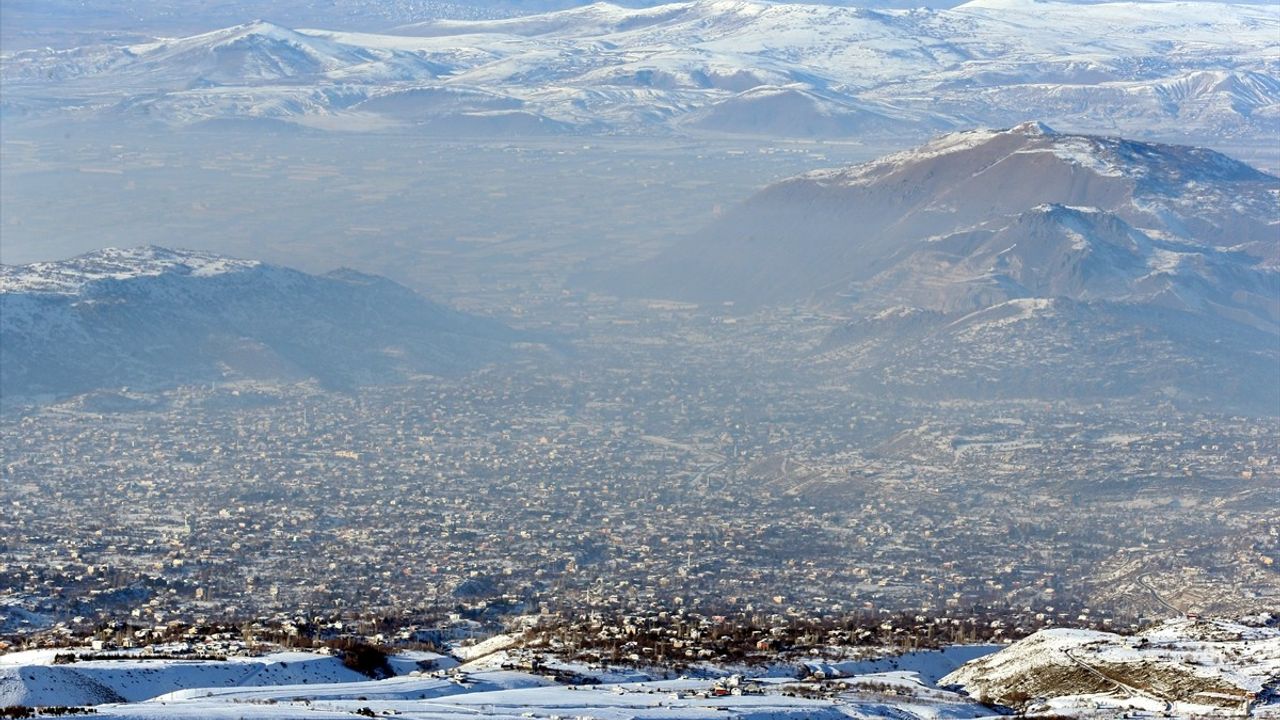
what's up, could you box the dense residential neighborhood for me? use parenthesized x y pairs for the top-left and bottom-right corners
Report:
(3, 299), (1276, 643)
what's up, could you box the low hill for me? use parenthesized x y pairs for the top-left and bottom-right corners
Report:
(941, 618), (1279, 716)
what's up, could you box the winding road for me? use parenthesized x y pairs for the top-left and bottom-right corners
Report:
(1136, 574), (1183, 616)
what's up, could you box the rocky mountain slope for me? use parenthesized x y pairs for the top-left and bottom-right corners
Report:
(3, 0), (1277, 139)
(0, 246), (520, 399)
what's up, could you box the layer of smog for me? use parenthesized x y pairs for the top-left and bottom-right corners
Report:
(2, 1), (1277, 718)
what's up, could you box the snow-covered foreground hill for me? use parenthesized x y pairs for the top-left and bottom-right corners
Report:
(0, 644), (1005, 719)
(93, 677), (995, 719)
(0, 649), (410, 706)
(2, 619), (1277, 718)
(3, 0), (1277, 140)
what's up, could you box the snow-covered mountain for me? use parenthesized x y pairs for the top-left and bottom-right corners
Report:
(3, 0), (1277, 139)
(587, 124), (1280, 410)
(601, 123), (1279, 311)
(941, 617), (1280, 716)
(0, 247), (520, 399)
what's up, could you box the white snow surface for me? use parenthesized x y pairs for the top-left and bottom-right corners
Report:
(0, 651), (370, 707)
(0, 645), (1009, 718)
(0, 246), (260, 296)
(6, 628), (1276, 718)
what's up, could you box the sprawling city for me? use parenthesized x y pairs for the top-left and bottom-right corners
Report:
(2, 0), (1278, 717)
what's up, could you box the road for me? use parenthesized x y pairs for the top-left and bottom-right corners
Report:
(1135, 574), (1183, 616)
(1060, 646), (1171, 712)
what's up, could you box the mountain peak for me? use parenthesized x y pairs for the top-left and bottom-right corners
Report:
(208, 20), (336, 54)
(1008, 120), (1056, 136)
(1027, 202), (1102, 218)
(243, 18), (286, 31)
(183, 19), (303, 48)
(810, 123), (1273, 203)
(0, 246), (261, 296)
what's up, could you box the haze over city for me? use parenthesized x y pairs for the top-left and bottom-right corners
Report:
(1, 0), (1277, 717)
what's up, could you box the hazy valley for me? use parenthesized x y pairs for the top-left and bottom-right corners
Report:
(2, 0), (1278, 718)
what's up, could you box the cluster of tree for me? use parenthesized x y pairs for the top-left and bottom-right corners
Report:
(1, 708), (96, 718)
(328, 638), (393, 679)
(52, 652), (227, 664)
(524, 605), (1090, 667)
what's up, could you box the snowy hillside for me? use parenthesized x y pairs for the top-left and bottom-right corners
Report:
(941, 617), (1280, 716)
(0, 650), (374, 707)
(0, 644), (1004, 719)
(2, 620), (1275, 718)
(1, 628), (1272, 718)
(0, 246), (521, 399)
(3, 0), (1278, 138)
(0, 247), (261, 296)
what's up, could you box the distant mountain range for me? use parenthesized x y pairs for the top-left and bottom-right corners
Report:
(0, 0), (959, 47)
(3, 0), (1277, 140)
(0, 247), (520, 399)
(586, 123), (1280, 411)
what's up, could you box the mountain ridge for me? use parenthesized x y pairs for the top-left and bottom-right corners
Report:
(594, 123), (1279, 307)
(4, 0), (1277, 138)
(0, 246), (522, 400)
